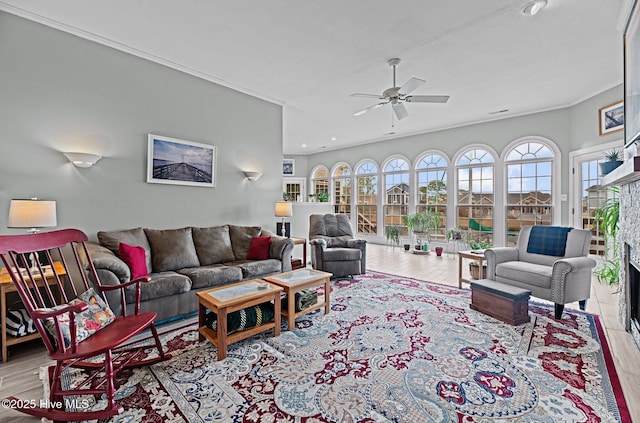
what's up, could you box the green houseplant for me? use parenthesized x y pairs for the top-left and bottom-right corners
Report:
(403, 210), (441, 241)
(316, 191), (329, 202)
(599, 149), (624, 175)
(594, 186), (620, 289)
(384, 225), (401, 246)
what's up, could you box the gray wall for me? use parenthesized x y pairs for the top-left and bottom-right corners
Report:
(303, 84), (624, 225)
(0, 12), (284, 239)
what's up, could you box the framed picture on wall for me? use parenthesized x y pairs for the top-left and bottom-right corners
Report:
(599, 100), (624, 136)
(147, 134), (216, 187)
(283, 159), (294, 176)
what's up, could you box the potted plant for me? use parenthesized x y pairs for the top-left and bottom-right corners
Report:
(594, 186), (620, 290)
(316, 191), (329, 202)
(599, 149), (624, 175)
(403, 210), (441, 244)
(384, 225), (401, 247)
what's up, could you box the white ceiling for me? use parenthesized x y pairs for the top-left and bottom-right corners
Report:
(0, 0), (628, 155)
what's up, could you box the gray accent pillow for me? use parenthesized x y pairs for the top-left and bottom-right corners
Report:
(97, 227), (152, 272)
(144, 227), (200, 272)
(229, 225), (262, 260)
(192, 225), (236, 265)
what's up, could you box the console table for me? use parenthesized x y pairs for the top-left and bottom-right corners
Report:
(0, 262), (66, 363)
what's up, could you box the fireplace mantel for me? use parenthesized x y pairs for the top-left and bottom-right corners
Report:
(602, 156), (640, 186)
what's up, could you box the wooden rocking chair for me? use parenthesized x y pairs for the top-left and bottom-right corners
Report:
(0, 228), (167, 422)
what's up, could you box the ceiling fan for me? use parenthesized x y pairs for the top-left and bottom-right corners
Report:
(351, 58), (449, 120)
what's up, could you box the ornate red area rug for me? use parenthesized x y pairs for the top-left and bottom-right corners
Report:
(61, 271), (630, 422)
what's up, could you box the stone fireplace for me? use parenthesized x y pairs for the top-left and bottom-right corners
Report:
(610, 156), (640, 351)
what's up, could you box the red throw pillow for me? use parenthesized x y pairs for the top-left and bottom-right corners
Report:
(118, 242), (149, 279)
(246, 237), (272, 260)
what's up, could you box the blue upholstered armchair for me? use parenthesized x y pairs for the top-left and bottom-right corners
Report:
(485, 225), (596, 319)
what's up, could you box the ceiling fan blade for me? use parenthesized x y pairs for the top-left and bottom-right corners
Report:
(350, 93), (385, 99)
(405, 95), (450, 103)
(399, 77), (425, 95)
(392, 102), (409, 120)
(353, 102), (386, 116)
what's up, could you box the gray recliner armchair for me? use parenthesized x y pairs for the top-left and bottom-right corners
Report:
(309, 214), (366, 278)
(485, 225), (596, 319)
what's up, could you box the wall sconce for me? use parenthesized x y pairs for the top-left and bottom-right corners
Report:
(243, 171), (263, 181)
(7, 198), (57, 233)
(522, 0), (547, 15)
(64, 152), (102, 168)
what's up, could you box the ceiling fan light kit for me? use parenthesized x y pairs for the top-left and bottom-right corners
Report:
(351, 58), (449, 120)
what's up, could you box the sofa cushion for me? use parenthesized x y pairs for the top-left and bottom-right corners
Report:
(118, 242), (148, 279)
(322, 247), (362, 261)
(144, 227), (200, 272)
(229, 225), (262, 260)
(495, 261), (553, 289)
(178, 265), (243, 289)
(232, 259), (282, 279)
(192, 225), (236, 265)
(125, 271), (192, 304)
(247, 237), (272, 260)
(98, 227), (152, 272)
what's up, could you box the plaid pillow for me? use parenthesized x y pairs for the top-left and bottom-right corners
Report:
(40, 288), (115, 348)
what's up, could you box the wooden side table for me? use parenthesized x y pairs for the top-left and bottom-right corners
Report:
(196, 280), (282, 361)
(457, 250), (486, 288)
(264, 268), (332, 330)
(0, 262), (66, 363)
(290, 237), (307, 269)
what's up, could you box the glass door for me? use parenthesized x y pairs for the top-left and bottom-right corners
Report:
(570, 141), (621, 257)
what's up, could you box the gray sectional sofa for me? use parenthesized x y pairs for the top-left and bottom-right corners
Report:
(85, 225), (294, 322)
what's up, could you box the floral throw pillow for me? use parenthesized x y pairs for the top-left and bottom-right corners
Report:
(40, 288), (116, 348)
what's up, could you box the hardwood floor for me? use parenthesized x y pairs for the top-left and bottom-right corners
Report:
(1, 243), (638, 422)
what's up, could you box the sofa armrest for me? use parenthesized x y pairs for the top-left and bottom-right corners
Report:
(484, 247), (519, 279)
(269, 236), (294, 271)
(85, 242), (131, 282)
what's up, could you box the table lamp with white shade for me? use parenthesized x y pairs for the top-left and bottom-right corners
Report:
(7, 198), (57, 270)
(274, 201), (293, 238)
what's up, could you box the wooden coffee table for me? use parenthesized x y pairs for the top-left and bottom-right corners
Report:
(196, 280), (282, 360)
(264, 268), (332, 330)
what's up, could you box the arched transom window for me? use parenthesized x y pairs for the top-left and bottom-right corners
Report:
(383, 158), (410, 237)
(332, 164), (352, 217)
(416, 153), (447, 239)
(456, 148), (494, 244)
(311, 167), (329, 198)
(505, 141), (554, 246)
(355, 161), (378, 235)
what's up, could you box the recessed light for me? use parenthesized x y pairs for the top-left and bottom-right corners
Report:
(301, 144), (307, 148)
(523, 0), (547, 16)
(331, 137), (337, 141)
